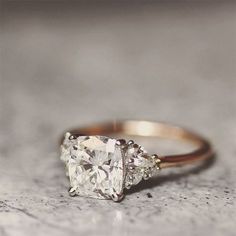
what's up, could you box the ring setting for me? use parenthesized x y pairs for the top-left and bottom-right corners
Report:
(60, 133), (160, 202)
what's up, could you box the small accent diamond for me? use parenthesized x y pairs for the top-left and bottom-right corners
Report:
(124, 141), (159, 188)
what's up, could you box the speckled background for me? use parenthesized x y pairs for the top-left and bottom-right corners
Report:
(0, 2), (236, 236)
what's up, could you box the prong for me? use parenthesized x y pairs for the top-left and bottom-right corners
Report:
(69, 134), (77, 140)
(65, 132), (71, 139)
(128, 158), (134, 164)
(143, 172), (151, 180)
(111, 193), (124, 202)
(128, 166), (135, 171)
(116, 139), (126, 146)
(127, 140), (134, 146)
(128, 175), (134, 181)
(125, 183), (132, 189)
(125, 160), (131, 165)
(139, 146), (145, 152)
(152, 154), (159, 159)
(68, 187), (77, 197)
(152, 154), (161, 168)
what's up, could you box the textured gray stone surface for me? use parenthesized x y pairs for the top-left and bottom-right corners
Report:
(0, 2), (236, 236)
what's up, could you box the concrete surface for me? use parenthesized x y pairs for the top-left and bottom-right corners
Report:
(0, 2), (236, 236)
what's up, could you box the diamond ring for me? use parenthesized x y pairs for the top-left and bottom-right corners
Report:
(60, 120), (213, 202)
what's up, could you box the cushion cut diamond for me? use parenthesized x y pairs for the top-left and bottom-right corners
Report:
(61, 135), (124, 200)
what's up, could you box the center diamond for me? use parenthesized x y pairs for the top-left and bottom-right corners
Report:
(61, 135), (124, 200)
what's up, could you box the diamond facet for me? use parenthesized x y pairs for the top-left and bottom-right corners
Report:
(61, 135), (124, 200)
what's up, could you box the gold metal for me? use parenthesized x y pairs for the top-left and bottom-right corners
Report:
(63, 120), (214, 169)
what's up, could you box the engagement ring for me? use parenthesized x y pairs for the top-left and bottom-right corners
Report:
(60, 120), (213, 202)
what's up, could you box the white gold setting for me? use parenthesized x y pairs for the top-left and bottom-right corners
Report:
(60, 133), (161, 202)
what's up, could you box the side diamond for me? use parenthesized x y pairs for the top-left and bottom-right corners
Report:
(124, 141), (160, 188)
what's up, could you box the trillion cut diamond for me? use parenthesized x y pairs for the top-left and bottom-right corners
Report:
(60, 134), (124, 200)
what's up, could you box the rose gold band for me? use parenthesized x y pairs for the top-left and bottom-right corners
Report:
(64, 120), (214, 169)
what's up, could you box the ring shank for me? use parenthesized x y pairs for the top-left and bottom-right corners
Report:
(64, 120), (213, 169)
